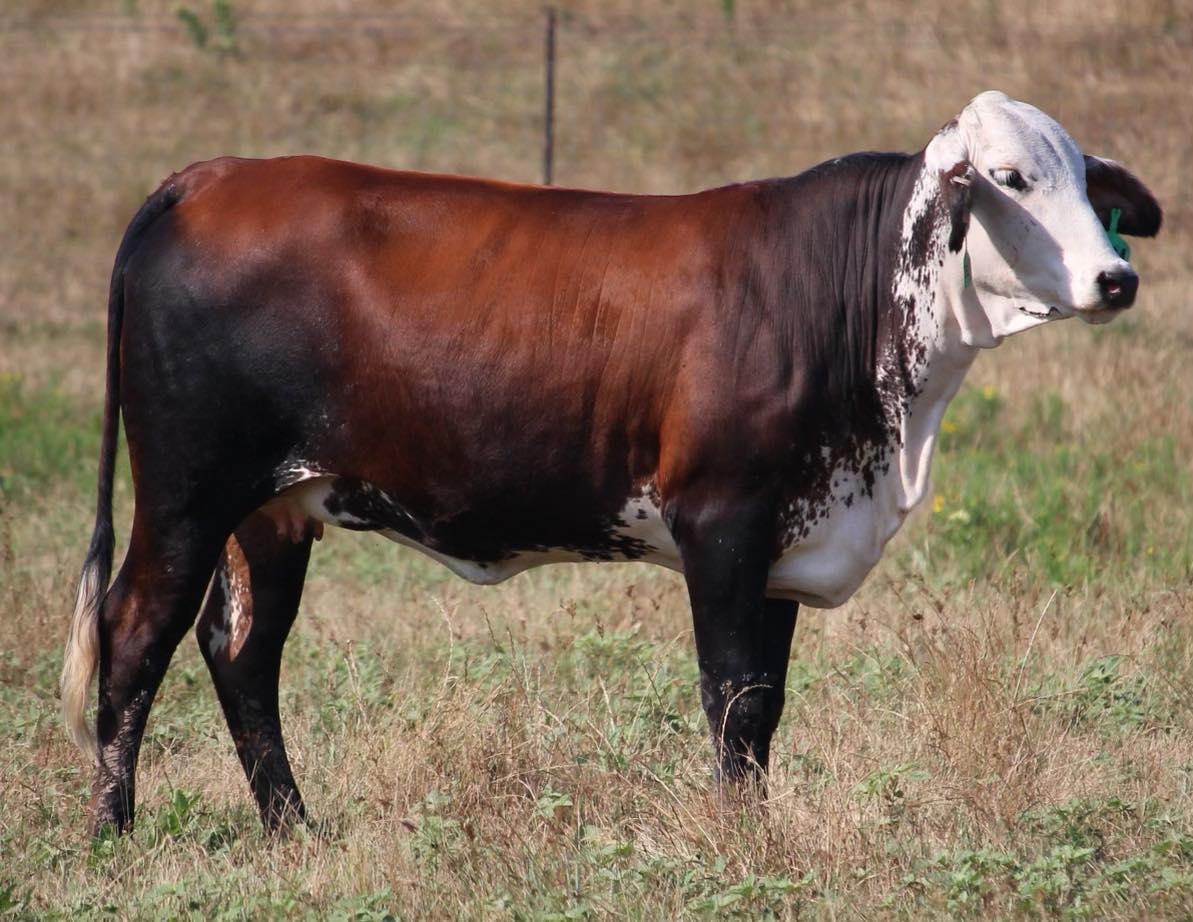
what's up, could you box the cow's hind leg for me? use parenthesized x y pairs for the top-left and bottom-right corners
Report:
(197, 511), (314, 834)
(91, 519), (227, 835)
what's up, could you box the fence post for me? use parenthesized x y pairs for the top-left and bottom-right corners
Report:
(543, 6), (556, 185)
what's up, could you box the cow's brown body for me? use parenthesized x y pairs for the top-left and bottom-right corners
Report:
(160, 157), (810, 561)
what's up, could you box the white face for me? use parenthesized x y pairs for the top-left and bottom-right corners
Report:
(930, 91), (1152, 344)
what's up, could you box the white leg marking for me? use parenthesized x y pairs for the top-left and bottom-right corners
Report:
(206, 536), (253, 660)
(224, 536), (253, 660)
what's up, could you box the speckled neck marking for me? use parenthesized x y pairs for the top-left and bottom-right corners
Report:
(774, 151), (975, 601)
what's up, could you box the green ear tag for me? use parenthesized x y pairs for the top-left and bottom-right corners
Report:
(962, 248), (972, 289)
(1107, 207), (1131, 261)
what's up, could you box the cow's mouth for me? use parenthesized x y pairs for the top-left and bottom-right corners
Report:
(1075, 306), (1128, 325)
(1017, 305), (1062, 320)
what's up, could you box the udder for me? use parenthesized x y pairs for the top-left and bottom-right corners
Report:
(259, 492), (324, 543)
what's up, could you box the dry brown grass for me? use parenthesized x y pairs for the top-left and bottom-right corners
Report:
(2, 0), (1193, 918)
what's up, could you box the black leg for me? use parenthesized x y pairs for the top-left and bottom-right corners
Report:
(672, 494), (798, 787)
(91, 520), (225, 835)
(700, 597), (797, 781)
(196, 511), (312, 835)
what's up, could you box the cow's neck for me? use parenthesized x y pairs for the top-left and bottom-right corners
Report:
(771, 145), (980, 603)
(879, 144), (979, 513)
(772, 149), (977, 553)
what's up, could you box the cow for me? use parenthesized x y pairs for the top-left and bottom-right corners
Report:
(61, 90), (1161, 836)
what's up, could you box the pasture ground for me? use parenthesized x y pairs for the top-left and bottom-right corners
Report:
(2, 1), (1192, 918)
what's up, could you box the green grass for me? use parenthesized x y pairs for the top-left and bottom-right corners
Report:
(909, 386), (1193, 588)
(0, 373), (104, 502)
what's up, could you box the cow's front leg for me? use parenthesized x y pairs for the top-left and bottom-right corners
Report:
(697, 597), (798, 785)
(673, 497), (797, 788)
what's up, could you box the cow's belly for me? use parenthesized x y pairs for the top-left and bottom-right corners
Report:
(376, 490), (684, 585)
(272, 473), (684, 585)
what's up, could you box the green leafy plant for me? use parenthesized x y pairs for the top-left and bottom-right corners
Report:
(175, 1), (237, 54)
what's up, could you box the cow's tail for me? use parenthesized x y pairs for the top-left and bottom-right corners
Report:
(61, 180), (182, 763)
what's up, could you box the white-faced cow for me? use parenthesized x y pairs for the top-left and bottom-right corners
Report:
(62, 91), (1161, 835)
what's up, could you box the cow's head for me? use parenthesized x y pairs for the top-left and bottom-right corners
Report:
(928, 91), (1161, 346)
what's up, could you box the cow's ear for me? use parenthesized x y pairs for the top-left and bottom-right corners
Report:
(940, 161), (976, 253)
(1084, 156), (1163, 237)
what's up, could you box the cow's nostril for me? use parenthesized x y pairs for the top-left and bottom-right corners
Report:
(1097, 267), (1139, 309)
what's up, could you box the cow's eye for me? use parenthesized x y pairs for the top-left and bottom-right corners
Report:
(990, 168), (1028, 192)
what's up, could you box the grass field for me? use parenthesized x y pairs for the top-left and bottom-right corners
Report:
(2, 1), (1193, 918)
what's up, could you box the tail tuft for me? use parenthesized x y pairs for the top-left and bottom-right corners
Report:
(61, 546), (107, 763)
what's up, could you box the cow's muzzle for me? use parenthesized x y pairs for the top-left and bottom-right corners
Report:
(1097, 267), (1139, 310)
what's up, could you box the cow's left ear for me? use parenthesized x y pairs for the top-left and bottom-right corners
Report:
(940, 161), (976, 253)
(1084, 156), (1163, 237)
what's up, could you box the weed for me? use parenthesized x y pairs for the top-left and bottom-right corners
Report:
(688, 871), (814, 918)
(175, 1), (237, 54)
(174, 5), (208, 48)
